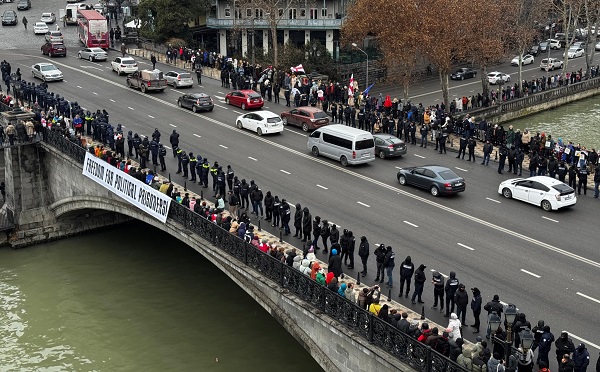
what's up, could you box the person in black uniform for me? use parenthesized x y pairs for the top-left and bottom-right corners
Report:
(188, 153), (197, 181)
(568, 164), (577, 189)
(158, 143), (167, 171)
(180, 151), (189, 178)
(577, 166), (588, 195)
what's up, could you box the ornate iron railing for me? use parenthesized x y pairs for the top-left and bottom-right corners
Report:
(42, 132), (468, 372)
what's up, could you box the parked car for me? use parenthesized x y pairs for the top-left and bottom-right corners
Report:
(397, 165), (465, 196)
(164, 71), (194, 88)
(177, 92), (214, 112)
(111, 56), (138, 75)
(33, 22), (48, 34)
(539, 41), (549, 52)
(17, 0), (31, 10)
(373, 134), (407, 159)
(235, 110), (283, 136)
(45, 30), (63, 43)
(510, 54), (534, 66)
(225, 89), (264, 110)
(548, 38), (562, 49)
(565, 47), (584, 59)
(450, 67), (477, 80)
(41, 42), (66, 57)
(40, 12), (56, 24)
(596, 41), (600, 51)
(280, 106), (329, 131)
(2, 10), (18, 25)
(571, 41), (586, 49)
(540, 58), (563, 71)
(31, 62), (63, 82)
(487, 71), (511, 85)
(78, 47), (107, 61)
(498, 176), (576, 211)
(529, 44), (540, 56)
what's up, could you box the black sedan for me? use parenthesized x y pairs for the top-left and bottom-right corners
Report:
(2, 10), (18, 25)
(397, 165), (465, 196)
(177, 93), (214, 112)
(450, 67), (476, 80)
(373, 134), (407, 159)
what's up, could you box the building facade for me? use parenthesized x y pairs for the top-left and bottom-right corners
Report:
(206, 0), (348, 59)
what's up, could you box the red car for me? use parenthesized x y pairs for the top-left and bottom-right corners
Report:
(225, 89), (264, 110)
(41, 42), (66, 57)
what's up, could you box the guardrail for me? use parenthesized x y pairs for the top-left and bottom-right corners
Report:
(42, 130), (467, 372)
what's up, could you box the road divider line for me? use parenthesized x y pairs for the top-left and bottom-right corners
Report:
(395, 166), (403, 169)
(127, 107), (134, 110)
(248, 156), (257, 161)
(569, 332), (600, 350)
(316, 184), (328, 190)
(148, 115), (155, 119)
(77, 86), (82, 89)
(542, 216), (559, 223)
(215, 96), (225, 100)
(403, 221), (418, 228)
(576, 292), (600, 304)
(486, 197), (501, 203)
(109, 99), (115, 102)
(280, 169), (290, 174)
(233, 110), (243, 114)
(457, 243), (474, 251)
(219, 145), (228, 149)
(357, 201), (370, 208)
(164, 145), (171, 149)
(520, 269), (541, 278)
(284, 129), (307, 137)
(414, 154), (426, 159)
(218, 91), (225, 94)
(214, 104), (228, 109)
(430, 269), (448, 278)
(170, 88), (186, 94)
(455, 167), (468, 172)
(92, 92), (98, 95)
(169, 124), (177, 127)
(193, 134), (201, 138)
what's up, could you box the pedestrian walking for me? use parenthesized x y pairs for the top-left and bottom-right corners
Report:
(151, 54), (157, 70)
(196, 67), (202, 86)
(120, 43), (126, 57)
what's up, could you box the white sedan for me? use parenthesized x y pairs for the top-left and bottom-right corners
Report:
(111, 56), (138, 75)
(33, 22), (49, 35)
(78, 47), (108, 61)
(40, 12), (56, 24)
(566, 47), (584, 59)
(31, 62), (63, 82)
(235, 111), (284, 136)
(510, 54), (534, 66)
(487, 71), (511, 85)
(498, 176), (577, 211)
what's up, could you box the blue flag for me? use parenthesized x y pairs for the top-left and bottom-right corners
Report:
(363, 82), (375, 95)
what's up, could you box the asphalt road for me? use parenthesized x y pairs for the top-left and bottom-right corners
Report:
(2, 2), (600, 363)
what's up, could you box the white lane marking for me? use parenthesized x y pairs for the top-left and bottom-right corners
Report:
(569, 333), (600, 350)
(148, 115), (155, 119)
(284, 129), (307, 136)
(248, 156), (257, 161)
(45, 57), (599, 270)
(430, 269), (448, 278)
(214, 104), (228, 109)
(316, 184), (328, 190)
(457, 243), (475, 251)
(77, 85), (82, 88)
(109, 99), (115, 102)
(219, 144), (228, 149)
(520, 269), (541, 278)
(414, 154), (426, 159)
(215, 95), (225, 100)
(357, 201), (370, 207)
(542, 216), (559, 223)
(218, 91), (225, 94)
(280, 169), (291, 174)
(395, 166), (403, 169)
(170, 88), (186, 94)
(576, 292), (600, 304)
(92, 92), (98, 95)
(486, 197), (501, 203)
(169, 124), (177, 127)
(455, 167), (468, 172)
(233, 110), (243, 114)
(193, 134), (201, 138)
(127, 107), (134, 110)
(164, 145), (171, 149)
(403, 221), (418, 228)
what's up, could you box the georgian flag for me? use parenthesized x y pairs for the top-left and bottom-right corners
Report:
(348, 74), (354, 96)
(291, 64), (305, 73)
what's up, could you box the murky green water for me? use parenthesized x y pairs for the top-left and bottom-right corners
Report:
(509, 95), (600, 149)
(0, 223), (322, 372)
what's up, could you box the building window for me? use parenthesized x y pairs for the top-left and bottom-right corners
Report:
(255, 8), (263, 19)
(310, 8), (318, 19)
(288, 8), (296, 19)
(321, 8), (327, 18)
(224, 8), (231, 17)
(235, 7), (241, 19)
(300, 9), (306, 18)
(246, 8), (252, 18)
(278, 8), (283, 18)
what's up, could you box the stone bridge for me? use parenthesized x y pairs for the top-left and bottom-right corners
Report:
(0, 132), (468, 372)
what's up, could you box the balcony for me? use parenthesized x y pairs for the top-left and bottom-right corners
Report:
(206, 17), (343, 30)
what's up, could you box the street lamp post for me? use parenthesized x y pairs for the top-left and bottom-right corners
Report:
(518, 328), (535, 372)
(488, 304), (518, 366)
(351, 42), (368, 92)
(251, 17), (255, 66)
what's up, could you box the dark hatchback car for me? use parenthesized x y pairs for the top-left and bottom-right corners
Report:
(41, 42), (66, 57)
(177, 92), (214, 112)
(529, 44), (540, 56)
(2, 10), (18, 25)
(450, 67), (476, 80)
(17, 0), (31, 10)
(281, 106), (329, 131)
(373, 134), (407, 159)
(397, 165), (465, 196)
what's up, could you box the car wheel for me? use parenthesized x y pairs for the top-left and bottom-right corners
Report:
(506, 77), (510, 82)
(430, 185), (440, 197)
(379, 150), (386, 159)
(177, 100), (182, 107)
(241, 103), (246, 110)
(192, 105), (198, 113)
(208, 107), (213, 112)
(257, 128), (263, 136)
(398, 175), (407, 185)
(282, 117), (288, 126)
(225, 98), (230, 104)
(32, 71), (35, 78)
(311, 146), (319, 157)
(541, 199), (552, 212)
(50, 52), (54, 58)
(340, 156), (348, 167)
(89, 56), (93, 62)
(502, 187), (512, 199)
(236, 120), (243, 129)
(302, 122), (309, 132)
(78, 53), (81, 59)
(461, 76), (464, 80)
(141, 84), (146, 93)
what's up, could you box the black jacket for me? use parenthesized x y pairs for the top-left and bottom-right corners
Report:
(400, 256), (414, 278)
(328, 254), (343, 277)
(313, 219), (322, 236)
(302, 208), (312, 232)
(329, 226), (339, 243)
(383, 249), (395, 268)
(454, 288), (469, 308)
(358, 237), (369, 259)
(484, 299), (504, 315)
(414, 264), (426, 284)
(471, 289), (482, 313)
(263, 193), (274, 209)
(374, 245), (386, 263)
(294, 203), (302, 228)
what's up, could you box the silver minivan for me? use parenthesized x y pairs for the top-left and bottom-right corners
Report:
(307, 124), (375, 166)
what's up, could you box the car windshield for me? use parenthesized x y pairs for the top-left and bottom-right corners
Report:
(91, 48), (105, 53)
(355, 138), (375, 150)
(41, 13), (52, 17)
(552, 184), (574, 194)
(41, 65), (56, 71)
(179, 73), (191, 79)
(541, 59), (549, 63)
(266, 117), (281, 124)
(438, 170), (460, 180)
(540, 42), (548, 46)
(248, 93), (261, 98)
(122, 59), (135, 65)
(313, 111), (328, 119)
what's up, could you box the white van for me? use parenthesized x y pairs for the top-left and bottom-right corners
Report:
(307, 124), (375, 166)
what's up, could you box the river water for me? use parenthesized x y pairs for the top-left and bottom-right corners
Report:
(509, 94), (600, 149)
(0, 222), (322, 372)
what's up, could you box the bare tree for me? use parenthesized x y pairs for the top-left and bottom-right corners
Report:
(554, 0), (585, 71)
(582, 0), (600, 74)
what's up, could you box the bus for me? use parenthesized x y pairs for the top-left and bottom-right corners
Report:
(77, 9), (108, 49)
